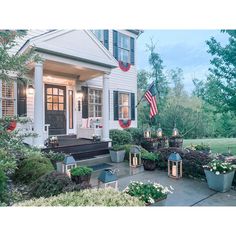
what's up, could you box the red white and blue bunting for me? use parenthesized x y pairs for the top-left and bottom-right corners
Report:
(118, 119), (131, 129)
(118, 61), (131, 72)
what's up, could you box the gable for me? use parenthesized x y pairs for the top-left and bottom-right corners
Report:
(26, 30), (117, 68)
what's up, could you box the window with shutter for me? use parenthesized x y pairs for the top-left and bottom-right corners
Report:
(113, 90), (119, 120)
(113, 30), (118, 60)
(130, 37), (135, 65)
(91, 30), (109, 50)
(1, 80), (15, 117)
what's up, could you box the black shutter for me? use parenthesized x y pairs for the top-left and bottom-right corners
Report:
(82, 86), (88, 118)
(113, 91), (119, 120)
(17, 82), (27, 116)
(104, 30), (109, 50)
(131, 93), (135, 120)
(130, 37), (135, 65)
(113, 30), (118, 60)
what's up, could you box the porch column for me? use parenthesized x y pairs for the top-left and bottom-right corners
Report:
(102, 73), (110, 141)
(33, 62), (45, 147)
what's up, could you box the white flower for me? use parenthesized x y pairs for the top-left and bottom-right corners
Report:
(170, 185), (174, 190)
(149, 197), (155, 204)
(215, 171), (220, 175)
(213, 167), (216, 170)
(223, 171), (226, 174)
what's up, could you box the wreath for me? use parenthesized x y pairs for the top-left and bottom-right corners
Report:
(119, 61), (131, 72)
(118, 119), (131, 129)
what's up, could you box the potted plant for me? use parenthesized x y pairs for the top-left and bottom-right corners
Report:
(141, 152), (157, 171)
(203, 159), (235, 192)
(109, 145), (126, 163)
(70, 166), (93, 185)
(124, 181), (173, 206)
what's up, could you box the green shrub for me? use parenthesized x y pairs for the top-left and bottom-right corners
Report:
(111, 145), (126, 151)
(14, 156), (54, 184)
(110, 129), (132, 146)
(0, 168), (7, 204)
(70, 166), (93, 177)
(122, 144), (148, 160)
(0, 148), (17, 174)
(15, 188), (145, 206)
(29, 171), (78, 198)
(43, 151), (66, 168)
(142, 152), (157, 161)
(126, 128), (143, 145)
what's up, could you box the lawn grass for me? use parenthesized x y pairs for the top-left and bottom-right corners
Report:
(183, 138), (236, 155)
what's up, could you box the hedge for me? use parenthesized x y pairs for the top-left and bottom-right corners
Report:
(15, 188), (145, 206)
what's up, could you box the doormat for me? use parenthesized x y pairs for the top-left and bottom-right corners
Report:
(89, 163), (113, 171)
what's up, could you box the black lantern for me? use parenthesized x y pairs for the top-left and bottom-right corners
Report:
(168, 152), (182, 179)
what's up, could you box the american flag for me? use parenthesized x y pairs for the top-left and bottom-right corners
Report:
(144, 82), (158, 118)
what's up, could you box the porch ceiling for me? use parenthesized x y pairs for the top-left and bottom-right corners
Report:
(29, 60), (104, 81)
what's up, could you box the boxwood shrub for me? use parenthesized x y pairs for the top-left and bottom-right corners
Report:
(0, 168), (7, 205)
(110, 129), (132, 146)
(14, 156), (54, 184)
(15, 188), (145, 206)
(125, 128), (143, 145)
(29, 171), (78, 198)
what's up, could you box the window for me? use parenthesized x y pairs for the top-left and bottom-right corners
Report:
(46, 87), (65, 111)
(118, 92), (130, 119)
(68, 90), (73, 129)
(88, 89), (102, 118)
(91, 30), (104, 44)
(1, 80), (15, 117)
(118, 33), (130, 63)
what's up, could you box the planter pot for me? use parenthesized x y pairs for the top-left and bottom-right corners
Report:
(145, 196), (167, 206)
(71, 173), (91, 185)
(110, 150), (125, 163)
(204, 169), (235, 192)
(142, 158), (156, 171)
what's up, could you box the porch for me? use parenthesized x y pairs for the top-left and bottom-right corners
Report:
(18, 30), (117, 147)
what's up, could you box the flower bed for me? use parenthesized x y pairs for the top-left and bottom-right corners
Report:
(124, 181), (173, 205)
(15, 188), (145, 206)
(203, 159), (234, 175)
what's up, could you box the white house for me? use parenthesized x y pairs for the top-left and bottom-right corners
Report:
(0, 30), (142, 147)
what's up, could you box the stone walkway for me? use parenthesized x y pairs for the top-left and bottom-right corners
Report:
(90, 162), (236, 206)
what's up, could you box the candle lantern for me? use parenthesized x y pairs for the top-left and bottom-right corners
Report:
(157, 124), (163, 138)
(97, 168), (118, 190)
(172, 124), (179, 137)
(144, 127), (151, 139)
(168, 152), (182, 179)
(62, 155), (77, 177)
(129, 145), (142, 168)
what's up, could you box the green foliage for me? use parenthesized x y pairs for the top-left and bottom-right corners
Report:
(0, 30), (41, 83)
(110, 129), (132, 146)
(14, 156), (54, 184)
(142, 152), (157, 161)
(0, 148), (17, 174)
(70, 166), (93, 177)
(111, 145), (125, 151)
(124, 181), (171, 204)
(43, 151), (66, 168)
(29, 171), (79, 198)
(16, 188), (145, 206)
(125, 128), (143, 145)
(194, 30), (236, 114)
(194, 143), (210, 152)
(0, 169), (8, 204)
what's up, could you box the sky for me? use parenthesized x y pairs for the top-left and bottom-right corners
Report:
(137, 30), (229, 92)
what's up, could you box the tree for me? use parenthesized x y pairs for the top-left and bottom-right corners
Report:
(195, 30), (236, 113)
(0, 30), (40, 82)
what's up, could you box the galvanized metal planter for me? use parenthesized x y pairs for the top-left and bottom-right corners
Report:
(110, 150), (125, 163)
(204, 169), (235, 192)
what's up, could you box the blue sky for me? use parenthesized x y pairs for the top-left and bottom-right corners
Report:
(137, 30), (229, 92)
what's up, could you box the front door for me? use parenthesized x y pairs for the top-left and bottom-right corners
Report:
(45, 84), (66, 135)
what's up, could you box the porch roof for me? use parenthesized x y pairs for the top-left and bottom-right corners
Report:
(19, 30), (118, 70)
